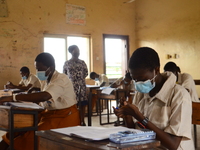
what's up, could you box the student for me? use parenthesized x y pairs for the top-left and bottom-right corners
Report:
(90, 72), (109, 87)
(164, 61), (199, 102)
(5, 66), (41, 91)
(63, 45), (88, 126)
(0, 52), (80, 150)
(114, 47), (194, 149)
(110, 71), (134, 104)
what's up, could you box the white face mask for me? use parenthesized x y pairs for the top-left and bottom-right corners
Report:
(37, 67), (50, 81)
(133, 71), (157, 93)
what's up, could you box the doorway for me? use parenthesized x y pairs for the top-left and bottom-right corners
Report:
(103, 34), (129, 79)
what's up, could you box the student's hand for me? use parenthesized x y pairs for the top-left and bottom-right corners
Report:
(0, 96), (13, 105)
(112, 106), (124, 118)
(118, 97), (129, 108)
(5, 81), (15, 89)
(117, 103), (144, 122)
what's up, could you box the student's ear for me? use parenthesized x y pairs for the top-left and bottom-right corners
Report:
(155, 67), (160, 75)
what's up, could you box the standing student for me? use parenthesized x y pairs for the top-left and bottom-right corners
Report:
(0, 52), (80, 150)
(5, 66), (41, 91)
(63, 45), (88, 126)
(90, 72), (109, 87)
(114, 47), (194, 149)
(164, 61), (199, 102)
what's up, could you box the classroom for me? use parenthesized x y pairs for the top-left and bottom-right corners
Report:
(0, 0), (200, 149)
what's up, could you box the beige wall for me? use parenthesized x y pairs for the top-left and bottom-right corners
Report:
(0, 0), (136, 87)
(135, 0), (200, 95)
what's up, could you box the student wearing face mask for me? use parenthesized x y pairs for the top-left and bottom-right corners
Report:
(0, 52), (80, 150)
(164, 61), (199, 102)
(113, 47), (194, 150)
(90, 72), (109, 87)
(4, 66), (41, 91)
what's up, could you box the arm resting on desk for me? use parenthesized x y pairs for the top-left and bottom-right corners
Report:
(0, 92), (52, 104)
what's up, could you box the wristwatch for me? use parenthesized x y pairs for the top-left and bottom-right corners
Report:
(141, 117), (149, 126)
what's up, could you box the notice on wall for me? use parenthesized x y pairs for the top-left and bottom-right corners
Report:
(66, 4), (86, 25)
(0, 0), (8, 17)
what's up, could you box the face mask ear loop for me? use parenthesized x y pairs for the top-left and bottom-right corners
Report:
(150, 70), (157, 84)
(45, 67), (51, 77)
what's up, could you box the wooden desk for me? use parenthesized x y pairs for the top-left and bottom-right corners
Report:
(36, 130), (160, 150)
(0, 105), (39, 150)
(97, 89), (127, 125)
(86, 85), (100, 126)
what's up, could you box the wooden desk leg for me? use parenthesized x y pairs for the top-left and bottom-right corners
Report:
(107, 99), (110, 124)
(194, 124), (197, 148)
(9, 110), (14, 150)
(88, 92), (92, 126)
(34, 112), (38, 150)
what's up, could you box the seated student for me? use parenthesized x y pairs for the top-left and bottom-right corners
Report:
(164, 61), (199, 102)
(110, 71), (134, 104)
(114, 47), (194, 149)
(5, 66), (41, 91)
(90, 72), (109, 87)
(0, 52), (80, 150)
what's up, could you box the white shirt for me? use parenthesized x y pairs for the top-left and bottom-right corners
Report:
(19, 73), (41, 88)
(40, 71), (77, 110)
(133, 72), (194, 150)
(95, 74), (109, 86)
(177, 73), (199, 102)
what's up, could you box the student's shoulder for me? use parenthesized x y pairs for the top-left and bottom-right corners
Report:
(173, 84), (191, 102)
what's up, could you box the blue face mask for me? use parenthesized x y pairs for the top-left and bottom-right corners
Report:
(22, 76), (27, 80)
(134, 74), (157, 93)
(94, 78), (99, 81)
(37, 68), (50, 81)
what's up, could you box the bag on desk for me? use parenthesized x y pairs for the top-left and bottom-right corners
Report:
(109, 129), (156, 144)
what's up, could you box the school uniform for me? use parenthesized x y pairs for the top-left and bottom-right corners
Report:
(19, 73), (41, 88)
(133, 72), (194, 150)
(177, 73), (199, 102)
(95, 74), (109, 86)
(2, 71), (80, 150)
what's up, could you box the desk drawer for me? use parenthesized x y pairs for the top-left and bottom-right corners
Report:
(0, 107), (34, 129)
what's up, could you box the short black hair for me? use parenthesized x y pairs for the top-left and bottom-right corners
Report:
(20, 66), (30, 73)
(125, 72), (132, 80)
(164, 61), (177, 72)
(68, 45), (78, 53)
(90, 72), (96, 79)
(35, 52), (55, 67)
(129, 47), (160, 71)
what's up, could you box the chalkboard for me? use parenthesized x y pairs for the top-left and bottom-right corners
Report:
(66, 4), (86, 25)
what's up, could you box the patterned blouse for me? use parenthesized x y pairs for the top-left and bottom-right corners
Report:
(63, 59), (88, 102)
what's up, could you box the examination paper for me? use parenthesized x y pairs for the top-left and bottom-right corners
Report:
(51, 126), (142, 141)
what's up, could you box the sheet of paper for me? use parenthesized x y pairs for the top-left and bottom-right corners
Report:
(86, 85), (100, 88)
(4, 102), (44, 109)
(101, 88), (115, 95)
(51, 126), (134, 141)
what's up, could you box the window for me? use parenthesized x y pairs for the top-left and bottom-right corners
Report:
(103, 34), (129, 79)
(44, 35), (90, 74)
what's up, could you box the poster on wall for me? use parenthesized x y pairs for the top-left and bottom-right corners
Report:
(66, 4), (86, 25)
(0, 0), (8, 17)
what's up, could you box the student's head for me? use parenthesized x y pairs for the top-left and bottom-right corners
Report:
(35, 52), (55, 80)
(90, 72), (98, 80)
(123, 72), (132, 84)
(163, 61), (178, 79)
(68, 45), (80, 58)
(20, 66), (30, 78)
(128, 47), (160, 93)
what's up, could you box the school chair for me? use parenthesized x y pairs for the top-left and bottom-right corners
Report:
(192, 102), (200, 148)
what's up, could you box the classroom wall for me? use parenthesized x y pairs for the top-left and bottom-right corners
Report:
(135, 0), (200, 95)
(0, 0), (136, 87)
